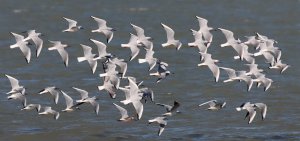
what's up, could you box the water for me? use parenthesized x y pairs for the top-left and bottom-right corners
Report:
(0, 0), (300, 140)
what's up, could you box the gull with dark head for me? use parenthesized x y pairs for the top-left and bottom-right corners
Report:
(161, 23), (182, 50)
(156, 101), (180, 116)
(10, 32), (31, 63)
(39, 106), (60, 120)
(199, 100), (226, 110)
(77, 44), (98, 74)
(148, 116), (167, 136)
(48, 40), (69, 67)
(236, 102), (267, 124)
(91, 16), (115, 43)
(62, 17), (83, 32)
(150, 61), (172, 83)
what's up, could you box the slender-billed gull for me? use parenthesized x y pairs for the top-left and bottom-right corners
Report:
(10, 32), (31, 63)
(199, 100), (226, 110)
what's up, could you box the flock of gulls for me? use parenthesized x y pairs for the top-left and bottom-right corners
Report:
(5, 16), (289, 136)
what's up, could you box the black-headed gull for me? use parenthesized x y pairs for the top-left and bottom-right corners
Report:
(48, 40), (69, 67)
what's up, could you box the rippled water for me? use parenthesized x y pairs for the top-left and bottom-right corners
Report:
(0, 0), (300, 140)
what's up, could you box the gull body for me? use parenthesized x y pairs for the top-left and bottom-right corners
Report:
(161, 23), (182, 50)
(90, 39), (113, 60)
(39, 86), (60, 104)
(199, 100), (226, 110)
(150, 61), (171, 83)
(138, 49), (157, 71)
(48, 40), (69, 67)
(121, 33), (140, 61)
(62, 17), (83, 32)
(113, 103), (135, 122)
(196, 16), (214, 47)
(5, 74), (26, 95)
(10, 32), (31, 63)
(23, 30), (43, 57)
(156, 101), (180, 116)
(198, 53), (220, 82)
(148, 116), (167, 136)
(73, 87), (99, 115)
(39, 106), (60, 120)
(91, 16), (115, 43)
(78, 44), (98, 74)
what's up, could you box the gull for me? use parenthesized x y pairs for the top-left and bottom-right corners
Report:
(121, 33), (140, 61)
(254, 41), (281, 61)
(23, 30), (43, 57)
(233, 43), (255, 64)
(243, 35), (261, 47)
(62, 17), (83, 32)
(61, 90), (81, 112)
(48, 40), (69, 67)
(253, 73), (273, 91)
(21, 102), (41, 113)
(98, 79), (117, 99)
(113, 103), (135, 122)
(72, 87), (99, 115)
(91, 16), (115, 43)
(199, 100), (226, 110)
(119, 77), (143, 120)
(269, 59), (290, 74)
(139, 87), (154, 103)
(39, 106), (60, 120)
(218, 28), (240, 47)
(148, 116), (167, 136)
(196, 16), (214, 47)
(255, 32), (277, 43)
(7, 92), (26, 107)
(156, 101), (180, 116)
(110, 57), (128, 78)
(123, 76), (144, 89)
(77, 44), (98, 74)
(138, 48), (158, 71)
(236, 102), (267, 124)
(10, 32), (31, 63)
(245, 63), (264, 76)
(130, 23), (153, 50)
(198, 53), (220, 82)
(150, 61), (171, 83)
(39, 86), (60, 104)
(188, 29), (208, 53)
(99, 61), (120, 89)
(5, 74), (26, 95)
(90, 39), (113, 60)
(161, 23), (182, 50)
(219, 67), (253, 91)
